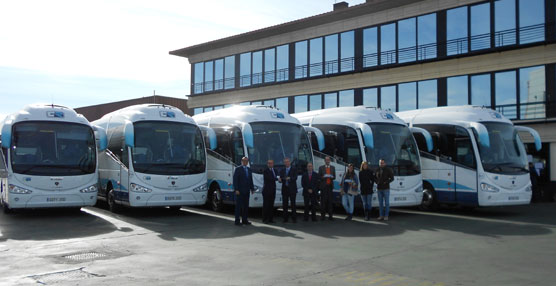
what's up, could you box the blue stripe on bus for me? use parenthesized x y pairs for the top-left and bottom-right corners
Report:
(428, 179), (474, 191)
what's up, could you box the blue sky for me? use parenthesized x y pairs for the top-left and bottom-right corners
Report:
(0, 0), (366, 121)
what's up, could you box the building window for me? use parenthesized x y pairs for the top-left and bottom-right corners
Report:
(519, 0), (545, 44)
(276, 97), (289, 112)
(310, 37), (323, 77)
(263, 99), (275, 107)
(495, 0), (516, 47)
(380, 86), (396, 111)
(520, 66), (546, 119)
(310, 94), (322, 110)
(470, 3), (491, 51)
(495, 70), (517, 119)
(252, 51), (263, 85)
(239, 102), (250, 106)
(417, 13), (437, 60)
(240, 52), (251, 87)
(380, 23), (397, 65)
(363, 88), (378, 107)
(340, 31), (355, 72)
(193, 107), (202, 115)
(214, 106), (223, 110)
(324, 92), (338, 109)
(363, 27), (378, 67)
(418, 79), (437, 109)
(295, 95), (308, 113)
(276, 45), (289, 82)
(398, 82), (417, 111)
(251, 101), (262, 106)
(295, 40), (308, 79)
(325, 34), (339, 74)
(339, 90), (354, 107)
(398, 18), (416, 63)
(447, 75), (469, 106)
(214, 59), (224, 90)
(204, 61), (213, 92)
(471, 74), (491, 107)
(204, 107), (214, 112)
(264, 48), (276, 83)
(194, 62), (204, 94)
(447, 7), (468, 55)
(224, 56), (235, 89)
(224, 104), (233, 108)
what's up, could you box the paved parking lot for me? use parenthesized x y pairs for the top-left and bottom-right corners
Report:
(1, 203), (555, 286)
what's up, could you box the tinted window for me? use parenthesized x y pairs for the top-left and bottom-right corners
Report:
(214, 59), (224, 90)
(495, 0), (516, 46)
(381, 23), (397, 64)
(310, 37), (323, 77)
(447, 75), (469, 106)
(264, 48), (276, 83)
(204, 61), (213, 92)
(495, 71), (517, 119)
(471, 74), (491, 107)
(519, 0), (545, 44)
(295, 95), (308, 113)
(252, 51), (263, 85)
(380, 86), (396, 111)
(324, 92), (337, 109)
(519, 65), (546, 119)
(310, 94), (322, 110)
(295, 40), (308, 79)
(398, 18), (416, 63)
(224, 56), (235, 89)
(240, 52), (251, 87)
(418, 13), (437, 60)
(398, 82), (417, 111)
(363, 27), (378, 67)
(313, 124), (362, 167)
(471, 3), (491, 51)
(447, 7), (468, 55)
(276, 97), (289, 113)
(340, 31), (355, 72)
(325, 34), (339, 74)
(418, 79), (437, 109)
(276, 45), (289, 82)
(338, 90), (354, 107)
(194, 62), (204, 94)
(363, 88), (378, 107)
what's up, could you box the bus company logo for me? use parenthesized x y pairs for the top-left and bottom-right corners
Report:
(381, 113), (394, 120)
(160, 111), (176, 118)
(271, 112), (285, 119)
(46, 111), (64, 118)
(490, 112), (502, 119)
(144, 176), (152, 181)
(24, 177), (32, 182)
(171, 181), (176, 186)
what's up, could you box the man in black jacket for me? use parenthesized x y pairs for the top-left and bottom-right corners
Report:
(375, 159), (394, 221)
(279, 157), (298, 223)
(302, 162), (320, 222)
(262, 159), (278, 223)
(233, 157), (255, 225)
(318, 156), (336, 220)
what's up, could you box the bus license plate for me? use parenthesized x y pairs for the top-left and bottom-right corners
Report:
(47, 197), (66, 202)
(508, 196), (519, 201)
(165, 196), (182, 201)
(394, 197), (407, 201)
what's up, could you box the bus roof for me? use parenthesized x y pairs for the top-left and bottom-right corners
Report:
(293, 106), (406, 127)
(193, 105), (301, 126)
(396, 106), (513, 126)
(95, 104), (195, 125)
(1, 104), (91, 127)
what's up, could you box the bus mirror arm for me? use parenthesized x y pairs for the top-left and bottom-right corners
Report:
(409, 127), (433, 152)
(355, 123), (373, 149)
(241, 123), (254, 149)
(515, 126), (542, 151)
(124, 121), (134, 148)
(199, 126), (217, 150)
(303, 126), (325, 151)
(1, 123), (11, 149)
(92, 125), (108, 151)
(468, 122), (490, 148)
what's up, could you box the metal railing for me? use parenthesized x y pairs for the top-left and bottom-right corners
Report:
(495, 101), (548, 120)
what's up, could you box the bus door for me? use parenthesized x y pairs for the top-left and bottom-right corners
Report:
(429, 129), (456, 203)
(454, 127), (478, 205)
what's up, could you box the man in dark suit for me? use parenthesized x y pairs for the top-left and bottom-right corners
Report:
(318, 156), (336, 220)
(262, 159), (278, 223)
(279, 157), (298, 223)
(233, 156), (255, 226)
(302, 162), (320, 222)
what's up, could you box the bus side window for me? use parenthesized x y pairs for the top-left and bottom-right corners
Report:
(454, 127), (476, 169)
(213, 127), (233, 159)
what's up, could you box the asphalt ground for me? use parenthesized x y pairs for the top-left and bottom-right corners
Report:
(1, 202), (555, 286)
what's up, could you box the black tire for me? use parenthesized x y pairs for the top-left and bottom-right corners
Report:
(208, 184), (224, 212)
(420, 183), (438, 211)
(108, 189), (122, 213)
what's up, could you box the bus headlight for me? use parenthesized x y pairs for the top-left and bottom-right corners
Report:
(480, 183), (500, 193)
(193, 184), (207, 192)
(80, 185), (98, 193)
(8, 184), (32, 194)
(130, 183), (152, 193)
(525, 184), (532, 192)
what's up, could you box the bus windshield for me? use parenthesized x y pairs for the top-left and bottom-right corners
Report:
(132, 121), (206, 175)
(248, 122), (313, 174)
(475, 122), (528, 175)
(365, 123), (421, 176)
(10, 121), (96, 176)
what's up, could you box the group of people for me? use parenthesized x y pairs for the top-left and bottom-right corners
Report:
(232, 155), (394, 226)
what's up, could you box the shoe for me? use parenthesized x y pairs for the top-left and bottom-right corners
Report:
(346, 214), (352, 221)
(242, 221), (252, 225)
(384, 217), (389, 221)
(235, 221), (241, 226)
(365, 216), (370, 221)
(344, 216), (350, 221)
(328, 216), (334, 221)
(377, 216), (384, 221)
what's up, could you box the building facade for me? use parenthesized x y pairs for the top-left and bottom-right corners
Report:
(171, 0), (556, 187)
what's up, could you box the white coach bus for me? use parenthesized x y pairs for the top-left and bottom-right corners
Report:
(93, 104), (211, 212)
(193, 105), (324, 212)
(397, 106), (541, 209)
(293, 106), (433, 207)
(0, 104), (107, 213)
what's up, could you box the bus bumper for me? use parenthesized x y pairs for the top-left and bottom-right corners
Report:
(5, 193), (97, 209)
(129, 191), (208, 207)
(479, 191), (532, 206)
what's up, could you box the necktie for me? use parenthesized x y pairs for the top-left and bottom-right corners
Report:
(244, 166), (248, 178)
(286, 168), (290, 186)
(271, 168), (275, 179)
(326, 166), (331, 185)
(309, 173), (312, 182)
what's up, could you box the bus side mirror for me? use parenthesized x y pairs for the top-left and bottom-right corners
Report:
(242, 123), (254, 149)
(409, 127), (433, 152)
(124, 121), (134, 148)
(515, 126), (542, 151)
(199, 126), (217, 150)
(469, 122), (490, 148)
(1, 124), (11, 149)
(93, 125), (108, 151)
(356, 123), (374, 150)
(303, 126), (325, 151)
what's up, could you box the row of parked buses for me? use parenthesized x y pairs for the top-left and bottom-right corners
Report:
(0, 103), (541, 214)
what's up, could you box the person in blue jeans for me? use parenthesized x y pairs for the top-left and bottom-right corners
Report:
(341, 163), (359, 221)
(375, 159), (394, 221)
(359, 161), (375, 221)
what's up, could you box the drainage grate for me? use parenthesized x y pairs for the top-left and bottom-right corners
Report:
(63, 251), (106, 261)
(28, 268), (104, 285)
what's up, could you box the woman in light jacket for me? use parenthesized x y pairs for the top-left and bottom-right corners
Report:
(341, 163), (359, 221)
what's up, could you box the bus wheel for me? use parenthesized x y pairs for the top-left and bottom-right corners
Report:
(208, 185), (224, 212)
(108, 189), (122, 213)
(420, 185), (438, 211)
